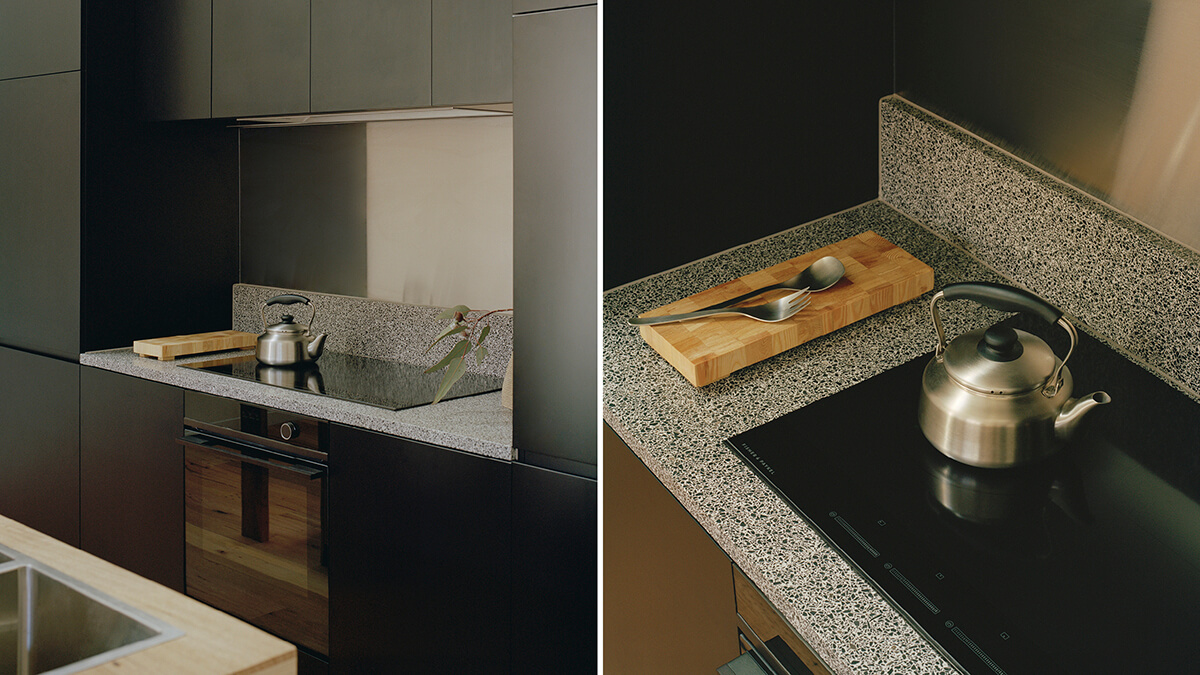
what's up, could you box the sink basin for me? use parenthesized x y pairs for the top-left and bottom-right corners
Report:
(0, 546), (182, 675)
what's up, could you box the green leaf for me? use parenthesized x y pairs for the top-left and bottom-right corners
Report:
(425, 323), (467, 354)
(424, 339), (470, 374)
(432, 355), (468, 404)
(476, 324), (490, 346)
(436, 304), (472, 321)
(475, 345), (488, 365)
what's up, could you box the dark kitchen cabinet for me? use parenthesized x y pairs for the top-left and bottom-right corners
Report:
(512, 3), (597, 474)
(0, 346), (80, 546)
(327, 425), (511, 673)
(512, 461), (596, 673)
(603, 425), (739, 673)
(432, 0), (512, 106)
(80, 367), (185, 593)
(0, 72), (81, 360)
(311, 0), (431, 112)
(212, 0), (310, 118)
(0, 0), (80, 80)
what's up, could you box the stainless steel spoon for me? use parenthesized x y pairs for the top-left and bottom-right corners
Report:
(703, 255), (845, 310)
(629, 290), (811, 326)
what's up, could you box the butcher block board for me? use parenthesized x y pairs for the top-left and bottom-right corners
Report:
(133, 330), (257, 361)
(636, 231), (933, 386)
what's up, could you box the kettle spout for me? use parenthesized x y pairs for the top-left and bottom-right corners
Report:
(1055, 391), (1111, 441)
(307, 333), (327, 360)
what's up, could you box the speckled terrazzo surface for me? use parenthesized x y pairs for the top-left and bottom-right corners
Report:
(605, 202), (1006, 675)
(881, 96), (1200, 402)
(83, 288), (513, 460)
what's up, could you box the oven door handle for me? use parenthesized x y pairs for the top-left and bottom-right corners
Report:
(178, 432), (325, 479)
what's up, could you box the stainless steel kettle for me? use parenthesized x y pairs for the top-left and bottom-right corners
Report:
(918, 282), (1110, 468)
(256, 294), (328, 366)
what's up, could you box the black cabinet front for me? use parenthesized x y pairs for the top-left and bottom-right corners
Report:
(328, 425), (511, 673)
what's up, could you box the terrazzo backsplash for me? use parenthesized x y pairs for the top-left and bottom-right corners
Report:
(232, 284), (512, 379)
(880, 95), (1200, 401)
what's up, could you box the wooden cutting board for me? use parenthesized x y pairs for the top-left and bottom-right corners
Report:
(133, 330), (258, 360)
(636, 231), (934, 386)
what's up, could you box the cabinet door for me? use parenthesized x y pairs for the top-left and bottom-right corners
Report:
(0, 347), (79, 546)
(80, 367), (185, 592)
(512, 5), (597, 472)
(0, 72), (81, 359)
(311, 0), (431, 112)
(139, 0), (212, 120)
(432, 0), (512, 106)
(212, 0), (309, 117)
(512, 462), (596, 673)
(328, 425), (511, 673)
(0, 0), (80, 80)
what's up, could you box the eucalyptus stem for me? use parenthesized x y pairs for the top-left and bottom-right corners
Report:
(424, 305), (512, 404)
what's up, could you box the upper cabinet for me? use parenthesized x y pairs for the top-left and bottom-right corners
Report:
(144, 1), (511, 120)
(0, 0), (81, 80)
(212, 0), (310, 118)
(311, 0), (431, 112)
(432, 0), (512, 106)
(512, 0), (592, 14)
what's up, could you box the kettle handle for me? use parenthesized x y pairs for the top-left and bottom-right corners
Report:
(930, 282), (1075, 397)
(261, 294), (317, 330)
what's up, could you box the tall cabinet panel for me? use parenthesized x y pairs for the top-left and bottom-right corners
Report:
(0, 72), (81, 360)
(432, 0), (512, 106)
(0, 346), (80, 546)
(212, 0), (310, 117)
(80, 368), (185, 593)
(0, 0), (81, 80)
(311, 0), (431, 112)
(328, 425), (511, 673)
(512, 5), (597, 473)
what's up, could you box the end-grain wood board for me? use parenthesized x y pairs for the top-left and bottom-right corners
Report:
(636, 231), (933, 386)
(133, 330), (258, 361)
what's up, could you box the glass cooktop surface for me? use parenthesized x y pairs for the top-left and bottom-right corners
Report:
(184, 350), (503, 411)
(727, 318), (1200, 674)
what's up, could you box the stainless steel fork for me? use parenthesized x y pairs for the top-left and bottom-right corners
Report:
(629, 290), (811, 326)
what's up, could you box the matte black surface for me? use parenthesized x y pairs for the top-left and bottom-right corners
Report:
(212, 0), (310, 117)
(138, 0), (212, 120)
(432, 0), (513, 106)
(328, 425), (511, 673)
(512, 6), (598, 474)
(728, 321), (1200, 674)
(80, 367), (185, 593)
(0, 347), (80, 546)
(603, 2), (893, 289)
(311, 0), (431, 111)
(185, 351), (502, 411)
(512, 462), (597, 673)
(0, 0), (80, 80)
(0, 72), (81, 360)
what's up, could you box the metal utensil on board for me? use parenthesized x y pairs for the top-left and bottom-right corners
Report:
(701, 256), (845, 310)
(629, 290), (811, 326)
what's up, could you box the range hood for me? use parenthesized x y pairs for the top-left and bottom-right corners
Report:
(234, 103), (512, 127)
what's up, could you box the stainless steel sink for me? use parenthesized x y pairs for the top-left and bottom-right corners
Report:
(0, 544), (183, 675)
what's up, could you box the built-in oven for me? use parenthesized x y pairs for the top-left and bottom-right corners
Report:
(180, 391), (329, 670)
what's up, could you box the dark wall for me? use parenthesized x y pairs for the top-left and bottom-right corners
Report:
(603, 2), (893, 289)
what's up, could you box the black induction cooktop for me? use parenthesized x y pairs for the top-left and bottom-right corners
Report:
(184, 350), (503, 411)
(726, 318), (1200, 674)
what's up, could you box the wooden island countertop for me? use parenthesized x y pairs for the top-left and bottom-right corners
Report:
(0, 514), (296, 674)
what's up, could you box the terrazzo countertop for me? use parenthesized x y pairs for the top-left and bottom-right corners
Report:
(80, 348), (513, 460)
(604, 202), (1046, 675)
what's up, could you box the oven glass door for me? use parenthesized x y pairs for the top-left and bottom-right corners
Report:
(182, 433), (328, 656)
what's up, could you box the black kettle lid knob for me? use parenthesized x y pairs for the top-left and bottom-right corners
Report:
(978, 325), (1024, 361)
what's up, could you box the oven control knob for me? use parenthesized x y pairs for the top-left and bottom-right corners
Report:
(280, 421), (299, 441)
